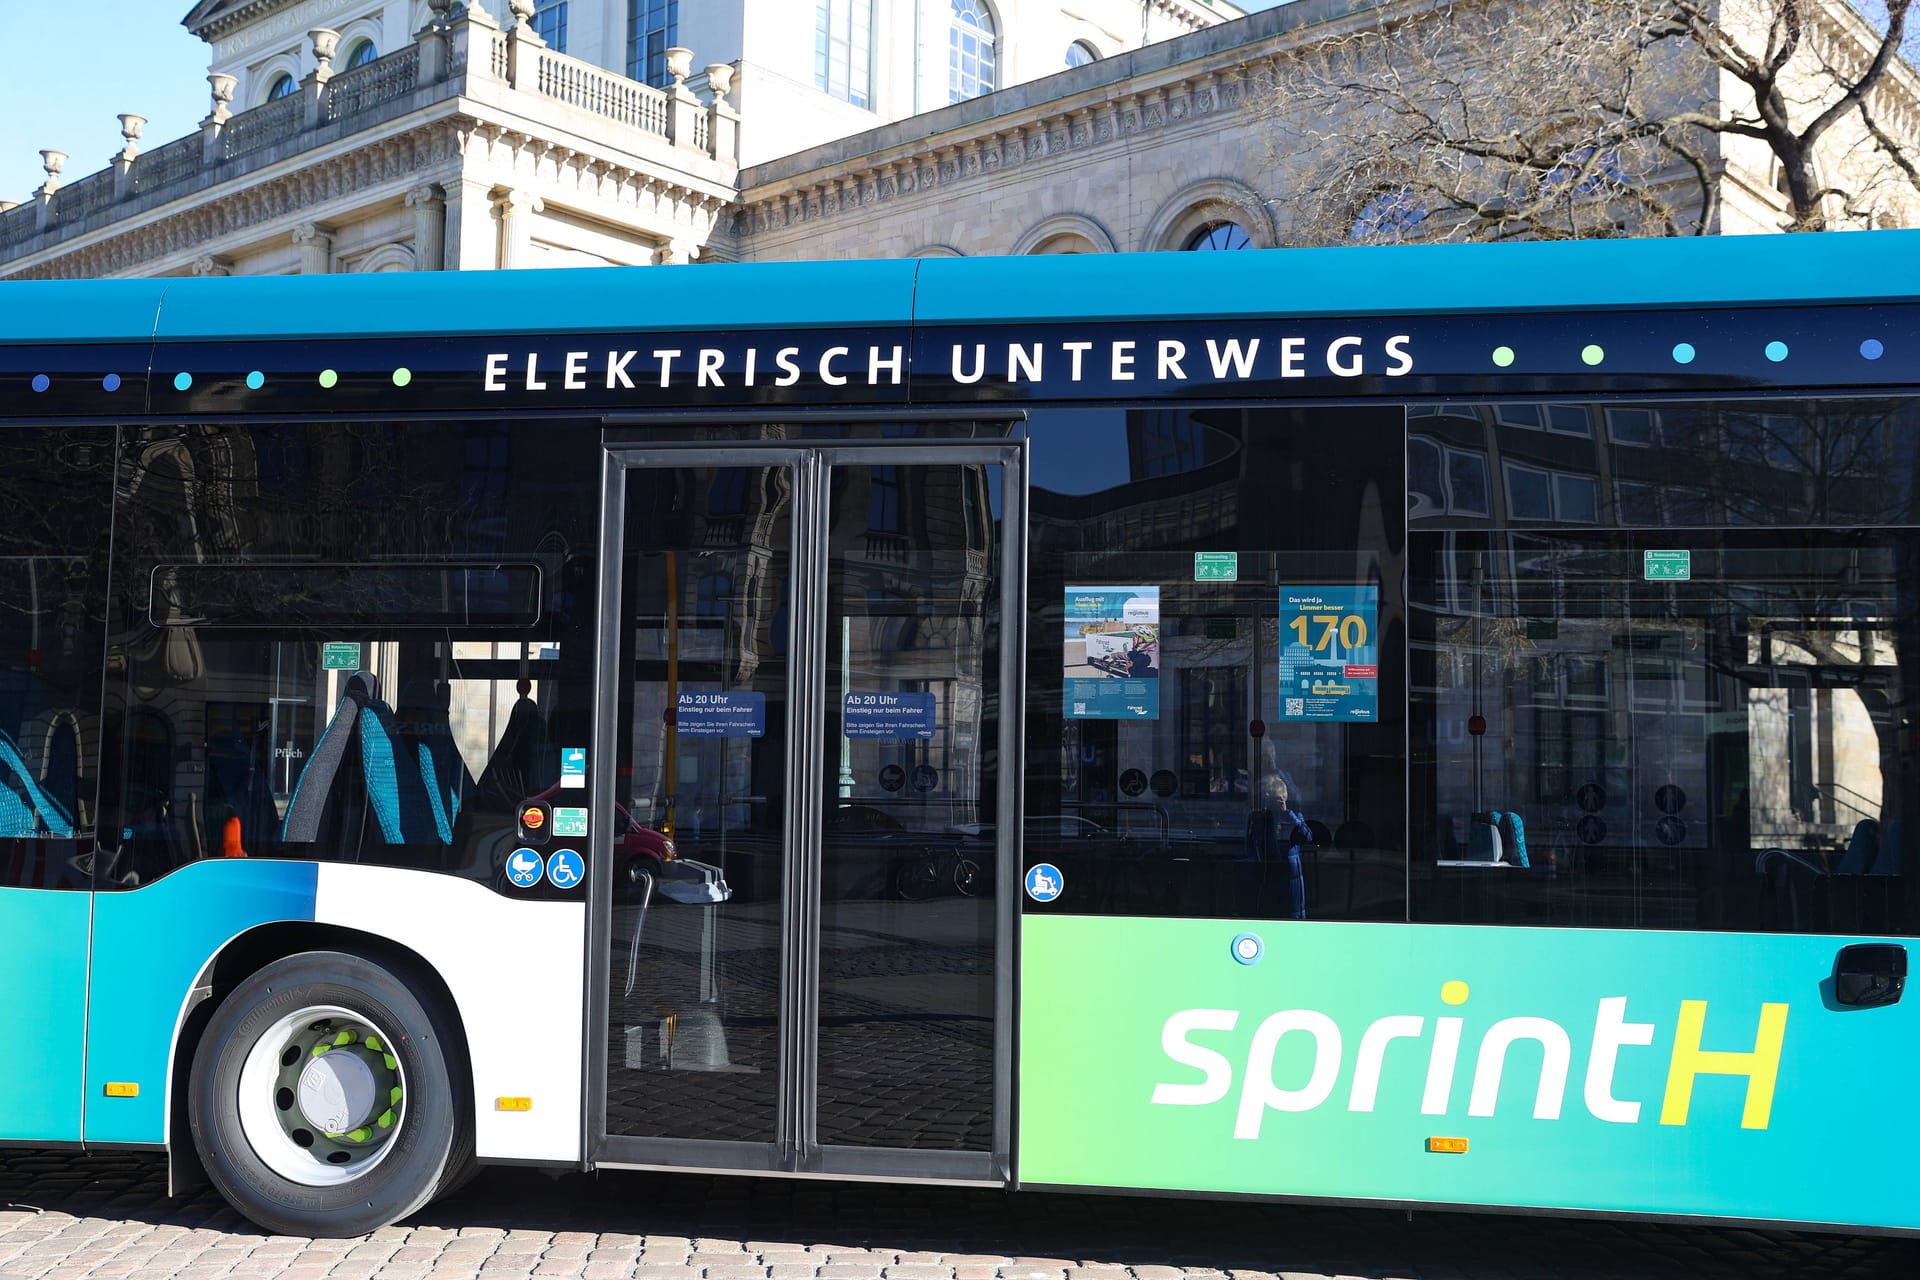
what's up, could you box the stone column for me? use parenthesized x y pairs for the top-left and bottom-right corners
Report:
(303, 29), (340, 130)
(292, 222), (333, 274)
(442, 178), (499, 269)
(705, 63), (740, 165)
(193, 255), (234, 277)
(111, 114), (145, 202)
(202, 74), (236, 164)
(665, 48), (701, 151)
(406, 184), (447, 271)
(493, 188), (543, 269)
(35, 150), (65, 231)
(505, 0), (545, 89)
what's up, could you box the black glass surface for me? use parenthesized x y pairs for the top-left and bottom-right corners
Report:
(99, 419), (600, 894)
(1022, 406), (1409, 921)
(0, 426), (115, 890)
(603, 465), (791, 1143)
(817, 462), (1000, 1152)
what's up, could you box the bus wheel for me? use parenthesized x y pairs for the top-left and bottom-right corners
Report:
(189, 950), (465, 1237)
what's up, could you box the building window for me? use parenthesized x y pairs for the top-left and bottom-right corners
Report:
(1185, 221), (1252, 250)
(815, 2), (873, 108)
(949, 0), (998, 103)
(532, 1), (569, 53)
(1067, 40), (1097, 68)
(343, 39), (379, 67)
(265, 73), (298, 101)
(628, 0), (679, 87)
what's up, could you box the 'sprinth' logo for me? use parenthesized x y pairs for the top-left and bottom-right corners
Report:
(1150, 982), (1788, 1137)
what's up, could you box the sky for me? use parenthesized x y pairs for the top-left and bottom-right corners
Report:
(0, 0), (1315, 207)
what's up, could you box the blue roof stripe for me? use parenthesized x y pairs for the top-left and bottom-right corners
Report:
(2, 232), (1916, 347)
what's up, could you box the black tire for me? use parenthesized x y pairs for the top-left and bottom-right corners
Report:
(188, 950), (469, 1237)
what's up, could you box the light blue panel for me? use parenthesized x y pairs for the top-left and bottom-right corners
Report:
(0, 888), (89, 1140)
(912, 231), (1920, 325)
(149, 259), (922, 342)
(0, 280), (169, 345)
(86, 859), (318, 1144)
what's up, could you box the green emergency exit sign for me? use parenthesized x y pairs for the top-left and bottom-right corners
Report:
(1643, 550), (1691, 582)
(1194, 552), (1239, 582)
(322, 642), (362, 669)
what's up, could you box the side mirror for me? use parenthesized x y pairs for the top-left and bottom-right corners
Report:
(1835, 943), (1907, 1007)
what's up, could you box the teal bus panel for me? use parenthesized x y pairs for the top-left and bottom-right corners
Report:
(1021, 915), (1920, 1229)
(0, 887), (88, 1141)
(85, 859), (319, 1145)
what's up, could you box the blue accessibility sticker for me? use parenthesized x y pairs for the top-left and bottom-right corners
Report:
(505, 847), (545, 888)
(545, 847), (585, 890)
(1024, 862), (1065, 903)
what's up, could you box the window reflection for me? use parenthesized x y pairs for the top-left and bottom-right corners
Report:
(1026, 405), (1407, 921)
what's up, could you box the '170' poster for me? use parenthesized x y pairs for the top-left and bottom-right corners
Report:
(1278, 585), (1378, 721)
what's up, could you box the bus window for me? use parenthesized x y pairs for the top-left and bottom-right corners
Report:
(1409, 397), (1920, 935)
(1024, 405), (1408, 921)
(100, 421), (601, 891)
(0, 427), (114, 890)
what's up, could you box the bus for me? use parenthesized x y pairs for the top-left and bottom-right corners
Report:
(1, 232), (1917, 1237)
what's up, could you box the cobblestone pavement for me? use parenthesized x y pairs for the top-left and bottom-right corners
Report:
(1, 1150), (1916, 1280)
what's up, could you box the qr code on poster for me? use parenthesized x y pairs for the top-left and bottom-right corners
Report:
(1073, 702), (1088, 715)
(1285, 697), (1305, 716)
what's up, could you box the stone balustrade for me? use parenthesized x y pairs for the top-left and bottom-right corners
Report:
(0, 7), (740, 260)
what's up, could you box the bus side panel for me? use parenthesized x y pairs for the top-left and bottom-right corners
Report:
(85, 860), (319, 1144)
(313, 864), (584, 1163)
(1019, 915), (1920, 1230)
(0, 887), (89, 1141)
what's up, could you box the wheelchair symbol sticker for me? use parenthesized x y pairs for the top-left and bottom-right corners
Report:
(1025, 863), (1064, 903)
(546, 848), (585, 889)
(506, 847), (545, 888)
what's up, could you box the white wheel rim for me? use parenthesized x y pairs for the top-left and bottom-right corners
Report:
(236, 1004), (408, 1187)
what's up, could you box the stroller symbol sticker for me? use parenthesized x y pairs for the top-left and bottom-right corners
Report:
(1025, 863), (1064, 903)
(506, 848), (545, 888)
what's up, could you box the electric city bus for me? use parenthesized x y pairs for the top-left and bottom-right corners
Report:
(1, 232), (1918, 1237)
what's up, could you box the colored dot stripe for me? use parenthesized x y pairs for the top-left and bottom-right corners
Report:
(174, 372), (193, 391)
(1765, 341), (1789, 362)
(31, 374), (50, 393)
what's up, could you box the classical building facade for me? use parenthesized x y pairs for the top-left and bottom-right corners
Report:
(0, 0), (1914, 280)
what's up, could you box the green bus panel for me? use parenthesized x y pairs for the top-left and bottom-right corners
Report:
(1020, 915), (1920, 1229)
(0, 888), (88, 1141)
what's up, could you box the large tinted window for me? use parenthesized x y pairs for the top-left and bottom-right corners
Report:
(0, 427), (114, 889)
(100, 421), (601, 893)
(1024, 406), (1407, 921)
(1410, 397), (1920, 935)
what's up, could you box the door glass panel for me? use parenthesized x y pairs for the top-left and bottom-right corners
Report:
(817, 462), (1001, 1151)
(605, 464), (792, 1141)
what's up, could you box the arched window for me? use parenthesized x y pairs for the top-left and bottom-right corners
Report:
(1066, 40), (1097, 69)
(1185, 221), (1252, 251)
(344, 39), (379, 68)
(265, 73), (298, 102)
(949, 0), (997, 103)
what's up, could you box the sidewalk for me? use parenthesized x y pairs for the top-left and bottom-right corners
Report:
(0, 1151), (1912, 1280)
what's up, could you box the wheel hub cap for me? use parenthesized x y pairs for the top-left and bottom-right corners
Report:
(299, 1049), (377, 1134)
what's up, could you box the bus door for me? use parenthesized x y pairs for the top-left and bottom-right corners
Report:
(587, 442), (1022, 1184)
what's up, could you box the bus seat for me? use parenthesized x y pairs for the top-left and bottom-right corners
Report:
(476, 694), (556, 804)
(1837, 819), (1880, 875)
(397, 678), (472, 843)
(0, 727), (78, 839)
(1467, 813), (1504, 863)
(282, 671), (375, 844)
(1871, 819), (1903, 877)
(358, 700), (454, 845)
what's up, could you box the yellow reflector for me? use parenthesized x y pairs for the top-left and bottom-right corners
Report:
(1427, 1136), (1469, 1154)
(495, 1096), (532, 1112)
(103, 1082), (140, 1098)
